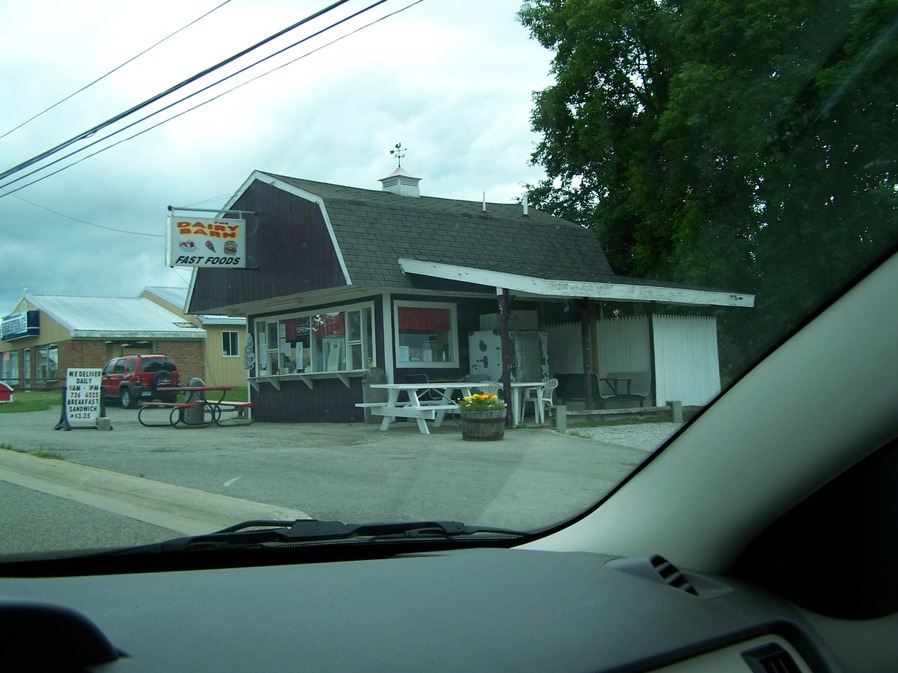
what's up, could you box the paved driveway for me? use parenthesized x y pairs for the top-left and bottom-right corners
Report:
(1, 406), (668, 540)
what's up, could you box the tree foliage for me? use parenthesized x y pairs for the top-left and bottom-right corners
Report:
(520, 0), (898, 372)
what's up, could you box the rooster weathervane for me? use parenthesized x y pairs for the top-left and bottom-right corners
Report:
(390, 142), (407, 168)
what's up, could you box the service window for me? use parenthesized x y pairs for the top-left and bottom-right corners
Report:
(345, 309), (369, 371)
(394, 301), (458, 368)
(253, 303), (374, 376)
(311, 313), (346, 372)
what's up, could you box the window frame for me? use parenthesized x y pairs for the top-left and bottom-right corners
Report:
(35, 343), (58, 382)
(253, 301), (376, 377)
(393, 300), (459, 369)
(1, 349), (20, 383)
(221, 331), (240, 358)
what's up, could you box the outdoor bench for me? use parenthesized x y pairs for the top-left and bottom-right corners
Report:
(138, 401), (204, 427)
(556, 372), (650, 408)
(215, 401), (253, 411)
(355, 401), (459, 420)
(214, 401), (254, 426)
(137, 400), (253, 427)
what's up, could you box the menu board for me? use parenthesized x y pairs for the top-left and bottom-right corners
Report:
(65, 368), (102, 428)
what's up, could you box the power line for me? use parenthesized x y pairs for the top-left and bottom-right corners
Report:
(11, 191), (235, 237)
(0, 0), (387, 195)
(0, 0), (352, 184)
(0, 0), (417, 198)
(0, 1), (233, 142)
(11, 194), (164, 238)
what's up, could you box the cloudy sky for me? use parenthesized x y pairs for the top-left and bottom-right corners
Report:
(0, 0), (554, 313)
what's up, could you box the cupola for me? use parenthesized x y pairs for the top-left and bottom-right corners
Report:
(378, 166), (421, 198)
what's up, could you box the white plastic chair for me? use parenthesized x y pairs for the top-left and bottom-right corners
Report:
(523, 378), (558, 423)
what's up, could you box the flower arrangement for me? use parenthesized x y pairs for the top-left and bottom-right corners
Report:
(458, 392), (506, 412)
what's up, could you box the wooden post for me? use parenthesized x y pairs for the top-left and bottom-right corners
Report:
(578, 299), (594, 410)
(498, 288), (513, 426)
(646, 303), (657, 408)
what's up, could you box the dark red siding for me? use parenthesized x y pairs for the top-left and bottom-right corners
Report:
(189, 180), (347, 313)
(253, 378), (366, 423)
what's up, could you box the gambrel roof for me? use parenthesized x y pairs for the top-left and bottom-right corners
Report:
(267, 172), (616, 288)
(188, 170), (754, 314)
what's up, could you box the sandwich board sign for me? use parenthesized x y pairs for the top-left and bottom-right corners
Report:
(56, 368), (103, 430)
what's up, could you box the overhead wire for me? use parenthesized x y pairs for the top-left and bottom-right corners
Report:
(0, 1), (233, 142)
(0, 0), (352, 184)
(0, 0), (416, 199)
(11, 189), (236, 238)
(11, 194), (164, 237)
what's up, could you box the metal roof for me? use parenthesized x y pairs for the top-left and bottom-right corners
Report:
(143, 287), (246, 326)
(24, 294), (206, 340)
(143, 286), (189, 311)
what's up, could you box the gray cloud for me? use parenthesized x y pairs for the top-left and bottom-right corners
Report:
(0, 0), (553, 311)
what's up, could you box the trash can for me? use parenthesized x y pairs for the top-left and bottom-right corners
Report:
(362, 364), (387, 424)
(184, 377), (206, 426)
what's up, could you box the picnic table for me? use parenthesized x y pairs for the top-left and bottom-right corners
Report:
(359, 381), (500, 435)
(138, 385), (252, 428)
(600, 376), (632, 396)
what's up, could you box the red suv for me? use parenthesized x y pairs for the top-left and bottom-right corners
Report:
(101, 354), (180, 408)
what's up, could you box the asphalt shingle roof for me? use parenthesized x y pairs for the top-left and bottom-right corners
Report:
(264, 172), (615, 290)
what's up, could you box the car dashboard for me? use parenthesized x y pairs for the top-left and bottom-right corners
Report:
(0, 546), (838, 672)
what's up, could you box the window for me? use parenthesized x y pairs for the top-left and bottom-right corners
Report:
(393, 301), (458, 368)
(254, 303), (374, 376)
(35, 344), (58, 381)
(222, 331), (239, 358)
(22, 348), (31, 385)
(0, 350), (19, 382)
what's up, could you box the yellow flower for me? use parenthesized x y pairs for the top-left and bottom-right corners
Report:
(457, 390), (506, 412)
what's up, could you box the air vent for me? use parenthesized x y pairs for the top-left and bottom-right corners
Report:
(649, 554), (699, 595)
(742, 643), (801, 673)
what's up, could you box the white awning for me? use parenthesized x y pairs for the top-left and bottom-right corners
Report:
(397, 259), (754, 308)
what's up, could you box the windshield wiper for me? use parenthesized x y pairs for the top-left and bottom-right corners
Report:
(129, 519), (526, 553)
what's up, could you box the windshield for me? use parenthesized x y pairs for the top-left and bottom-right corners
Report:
(1, 0), (896, 561)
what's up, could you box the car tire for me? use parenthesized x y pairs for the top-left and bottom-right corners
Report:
(120, 387), (135, 409)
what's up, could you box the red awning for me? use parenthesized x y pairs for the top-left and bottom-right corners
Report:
(398, 307), (451, 331)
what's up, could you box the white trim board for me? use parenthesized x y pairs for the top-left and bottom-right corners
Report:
(397, 259), (754, 308)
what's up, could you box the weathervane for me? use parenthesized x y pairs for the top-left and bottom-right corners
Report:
(390, 142), (407, 168)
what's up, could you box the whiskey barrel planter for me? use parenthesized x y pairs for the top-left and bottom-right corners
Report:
(460, 409), (506, 441)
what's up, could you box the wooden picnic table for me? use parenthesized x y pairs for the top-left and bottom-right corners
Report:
(599, 376), (632, 396)
(360, 382), (500, 435)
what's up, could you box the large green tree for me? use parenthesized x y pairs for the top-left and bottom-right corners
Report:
(520, 0), (898, 372)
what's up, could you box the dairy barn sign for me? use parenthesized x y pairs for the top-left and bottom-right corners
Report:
(166, 216), (246, 268)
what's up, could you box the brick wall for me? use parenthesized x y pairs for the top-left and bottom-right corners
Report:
(4, 339), (205, 389)
(11, 339), (109, 390)
(160, 340), (205, 383)
(62, 340), (107, 370)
